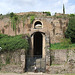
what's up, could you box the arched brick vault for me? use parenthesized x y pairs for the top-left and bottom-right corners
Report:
(32, 20), (43, 28)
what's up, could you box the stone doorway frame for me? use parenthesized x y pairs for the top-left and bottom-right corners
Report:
(30, 31), (45, 58)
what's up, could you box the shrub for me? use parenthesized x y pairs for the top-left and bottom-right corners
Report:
(0, 34), (29, 52)
(43, 12), (51, 16)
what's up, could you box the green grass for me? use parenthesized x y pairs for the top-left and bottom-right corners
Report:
(50, 43), (75, 50)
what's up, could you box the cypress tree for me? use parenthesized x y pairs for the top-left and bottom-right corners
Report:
(63, 4), (65, 14)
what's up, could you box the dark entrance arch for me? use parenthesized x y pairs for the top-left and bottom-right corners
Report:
(34, 32), (42, 56)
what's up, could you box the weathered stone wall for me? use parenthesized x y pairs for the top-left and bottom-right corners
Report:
(0, 16), (68, 43)
(0, 49), (25, 73)
(16, 12), (46, 16)
(48, 49), (75, 74)
(50, 49), (67, 65)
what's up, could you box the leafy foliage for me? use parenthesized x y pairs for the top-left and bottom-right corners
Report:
(0, 34), (29, 52)
(65, 16), (75, 43)
(43, 12), (51, 16)
(30, 16), (35, 24)
(69, 14), (75, 17)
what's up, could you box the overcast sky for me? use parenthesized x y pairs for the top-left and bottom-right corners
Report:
(0, 0), (75, 15)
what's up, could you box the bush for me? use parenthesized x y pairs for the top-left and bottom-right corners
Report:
(43, 12), (51, 16)
(0, 34), (29, 52)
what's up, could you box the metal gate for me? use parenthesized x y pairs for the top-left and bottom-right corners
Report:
(25, 55), (46, 72)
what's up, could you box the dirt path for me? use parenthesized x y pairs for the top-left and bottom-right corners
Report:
(0, 72), (65, 75)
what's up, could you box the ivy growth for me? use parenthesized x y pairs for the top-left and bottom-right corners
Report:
(10, 12), (19, 35)
(22, 16), (26, 27)
(30, 16), (35, 24)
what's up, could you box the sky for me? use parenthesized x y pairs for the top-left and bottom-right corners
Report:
(0, 0), (75, 15)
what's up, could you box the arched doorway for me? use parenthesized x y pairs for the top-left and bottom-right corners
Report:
(34, 32), (42, 56)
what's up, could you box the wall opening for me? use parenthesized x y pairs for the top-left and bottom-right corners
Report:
(34, 32), (42, 57)
(34, 21), (42, 29)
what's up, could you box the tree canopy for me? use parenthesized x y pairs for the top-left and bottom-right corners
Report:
(65, 16), (75, 43)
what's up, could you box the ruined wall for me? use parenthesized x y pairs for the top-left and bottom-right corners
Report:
(0, 16), (68, 43)
(0, 49), (75, 73)
(16, 12), (46, 16)
(0, 49), (25, 73)
(30, 17), (68, 43)
(49, 49), (75, 74)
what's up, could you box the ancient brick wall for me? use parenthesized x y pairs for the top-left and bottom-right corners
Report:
(0, 16), (68, 43)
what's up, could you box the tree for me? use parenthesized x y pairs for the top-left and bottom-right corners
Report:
(10, 12), (15, 18)
(65, 16), (75, 43)
(63, 4), (65, 14)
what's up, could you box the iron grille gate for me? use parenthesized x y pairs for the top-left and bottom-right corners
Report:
(26, 55), (46, 72)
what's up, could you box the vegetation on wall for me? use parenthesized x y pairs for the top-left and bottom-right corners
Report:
(0, 13), (10, 20)
(30, 16), (35, 24)
(0, 34), (29, 52)
(0, 14), (3, 20)
(43, 11), (51, 16)
(6, 55), (10, 64)
(22, 16), (26, 27)
(10, 12), (19, 34)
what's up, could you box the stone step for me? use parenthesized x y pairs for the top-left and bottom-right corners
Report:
(27, 58), (46, 72)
